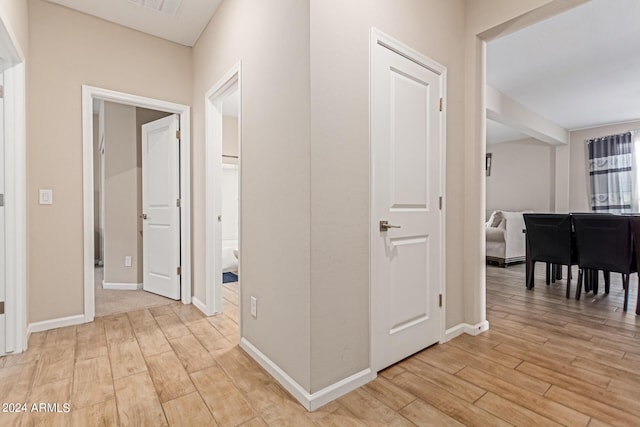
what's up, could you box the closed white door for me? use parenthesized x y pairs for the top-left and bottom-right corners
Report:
(142, 114), (181, 300)
(371, 36), (445, 371)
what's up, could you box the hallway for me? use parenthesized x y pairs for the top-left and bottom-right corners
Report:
(1, 266), (639, 425)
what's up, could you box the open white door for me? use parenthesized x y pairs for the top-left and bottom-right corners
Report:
(371, 32), (445, 371)
(142, 114), (181, 300)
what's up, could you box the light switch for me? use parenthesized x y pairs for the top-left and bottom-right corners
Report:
(39, 189), (53, 205)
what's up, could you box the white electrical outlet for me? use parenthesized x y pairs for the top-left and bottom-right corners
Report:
(250, 296), (257, 318)
(125, 256), (132, 267)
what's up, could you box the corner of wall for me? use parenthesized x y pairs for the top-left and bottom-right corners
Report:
(443, 320), (490, 342)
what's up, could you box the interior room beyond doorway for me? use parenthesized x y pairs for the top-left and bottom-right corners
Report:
(93, 100), (176, 316)
(219, 87), (240, 324)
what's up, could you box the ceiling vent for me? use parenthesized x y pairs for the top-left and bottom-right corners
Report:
(128, 0), (182, 17)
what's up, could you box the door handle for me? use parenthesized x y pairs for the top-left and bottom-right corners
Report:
(380, 220), (401, 232)
(141, 213), (148, 220)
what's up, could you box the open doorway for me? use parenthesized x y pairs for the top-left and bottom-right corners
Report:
(0, 16), (26, 356)
(202, 63), (242, 326)
(220, 89), (240, 320)
(92, 100), (181, 316)
(82, 86), (192, 323)
(483, 1), (640, 318)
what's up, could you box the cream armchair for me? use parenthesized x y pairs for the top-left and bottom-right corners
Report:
(486, 210), (529, 266)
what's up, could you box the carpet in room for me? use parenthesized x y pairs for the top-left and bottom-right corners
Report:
(95, 267), (174, 317)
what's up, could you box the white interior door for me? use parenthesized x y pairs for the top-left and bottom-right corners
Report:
(142, 114), (181, 299)
(371, 37), (445, 371)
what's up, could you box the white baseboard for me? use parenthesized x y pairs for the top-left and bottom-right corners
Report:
(192, 296), (212, 316)
(102, 281), (143, 290)
(28, 314), (87, 334)
(240, 337), (375, 411)
(443, 320), (490, 342)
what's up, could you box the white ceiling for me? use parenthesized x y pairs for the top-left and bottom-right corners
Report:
(487, 0), (640, 143)
(486, 119), (529, 145)
(45, 0), (223, 46)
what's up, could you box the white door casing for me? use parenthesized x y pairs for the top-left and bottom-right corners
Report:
(371, 29), (446, 371)
(204, 62), (242, 319)
(0, 70), (5, 355)
(82, 86), (192, 323)
(0, 61), (26, 352)
(142, 114), (181, 300)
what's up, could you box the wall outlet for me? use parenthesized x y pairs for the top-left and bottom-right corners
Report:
(125, 256), (132, 267)
(250, 296), (257, 318)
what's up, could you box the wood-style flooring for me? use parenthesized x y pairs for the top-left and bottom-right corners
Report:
(1, 266), (640, 426)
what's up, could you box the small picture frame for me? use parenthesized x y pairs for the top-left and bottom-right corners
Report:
(486, 153), (492, 177)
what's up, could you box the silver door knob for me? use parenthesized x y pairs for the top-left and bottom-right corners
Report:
(141, 213), (148, 220)
(380, 220), (401, 232)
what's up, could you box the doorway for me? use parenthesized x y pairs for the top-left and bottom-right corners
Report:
(202, 63), (242, 326)
(92, 100), (181, 316)
(370, 29), (446, 371)
(0, 16), (26, 356)
(220, 90), (240, 320)
(82, 86), (192, 323)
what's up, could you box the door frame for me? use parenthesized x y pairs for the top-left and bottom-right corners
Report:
(202, 63), (242, 327)
(81, 85), (192, 322)
(369, 28), (447, 371)
(0, 9), (26, 355)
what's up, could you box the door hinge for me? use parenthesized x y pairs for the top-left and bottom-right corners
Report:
(177, 266), (182, 276)
(439, 97), (443, 112)
(176, 198), (181, 208)
(0, 194), (4, 207)
(0, 85), (4, 99)
(439, 294), (443, 307)
(176, 130), (181, 140)
(0, 301), (4, 315)
(439, 196), (443, 210)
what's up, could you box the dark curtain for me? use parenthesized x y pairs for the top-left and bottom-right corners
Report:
(587, 132), (634, 213)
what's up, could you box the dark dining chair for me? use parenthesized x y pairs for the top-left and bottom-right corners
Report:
(572, 214), (636, 310)
(628, 217), (640, 315)
(523, 213), (577, 298)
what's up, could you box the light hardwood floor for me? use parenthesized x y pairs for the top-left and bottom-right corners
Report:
(1, 266), (640, 426)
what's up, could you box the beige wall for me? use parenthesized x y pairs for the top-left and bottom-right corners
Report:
(222, 116), (238, 165)
(103, 102), (139, 284)
(310, 0), (465, 392)
(486, 139), (554, 214)
(0, 0), (29, 58)
(27, 0), (192, 322)
(192, 0), (312, 390)
(569, 120), (640, 213)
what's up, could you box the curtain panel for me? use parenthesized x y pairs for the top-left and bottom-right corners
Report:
(587, 132), (635, 213)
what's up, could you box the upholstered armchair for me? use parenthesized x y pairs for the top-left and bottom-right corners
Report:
(486, 210), (528, 266)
